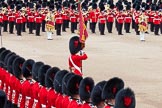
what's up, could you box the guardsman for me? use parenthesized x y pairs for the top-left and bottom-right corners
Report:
(0, 8), (3, 35)
(38, 65), (51, 108)
(54, 70), (68, 108)
(70, 8), (77, 33)
(91, 81), (106, 108)
(12, 57), (25, 108)
(15, 5), (23, 36)
(153, 11), (161, 35)
(27, 4), (35, 34)
(61, 73), (75, 108)
(55, 5), (63, 36)
(21, 4), (27, 32)
(150, 5), (156, 32)
(62, 2), (68, 32)
(31, 62), (44, 108)
(134, 5), (140, 35)
(2, 5), (8, 32)
(8, 4), (15, 34)
(116, 8), (124, 35)
(69, 36), (88, 76)
(106, 5), (115, 33)
(114, 88), (136, 108)
(67, 75), (83, 108)
(35, 9), (42, 36)
(98, 9), (106, 35)
(102, 77), (124, 108)
(124, 4), (132, 33)
(21, 59), (35, 108)
(41, 2), (47, 32)
(89, 3), (98, 33)
(79, 77), (95, 108)
(46, 67), (60, 108)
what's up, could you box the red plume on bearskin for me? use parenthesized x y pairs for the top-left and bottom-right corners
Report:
(79, 77), (95, 101)
(102, 77), (124, 100)
(114, 88), (136, 108)
(67, 75), (83, 96)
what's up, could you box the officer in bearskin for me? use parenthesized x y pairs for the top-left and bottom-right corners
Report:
(68, 36), (88, 76)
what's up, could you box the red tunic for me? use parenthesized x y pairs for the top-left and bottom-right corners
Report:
(55, 93), (64, 108)
(61, 95), (70, 108)
(69, 53), (88, 76)
(39, 86), (48, 108)
(47, 88), (58, 108)
(67, 99), (82, 108)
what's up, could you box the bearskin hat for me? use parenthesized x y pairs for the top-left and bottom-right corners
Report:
(99, 3), (105, 11)
(126, 4), (131, 10)
(67, 74), (83, 96)
(102, 77), (124, 100)
(16, 4), (22, 11)
(32, 61), (44, 81)
(92, 3), (97, 9)
(53, 70), (69, 93)
(0, 90), (7, 108)
(0, 47), (6, 54)
(0, 50), (11, 68)
(10, 4), (15, 9)
(62, 72), (75, 95)
(38, 65), (51, 86)
(114, 88), (136, 108)
(0, 50), (11, 62)
(71, 4), (76, 10)
(135, 5), (140, 11)
(79, 77), (95, 101)
(4, 52), (16, 67)
(45, 67), (60, 88)
(69, 36), (82, 55)
(12, 57), (25, 79)
(91, 81), (106, 106)
(22, 59), (35, 78)
(7, 54), (19, 74)
(42, 2), (47, 8)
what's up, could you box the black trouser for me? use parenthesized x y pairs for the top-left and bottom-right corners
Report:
(62, 20), (66, 32)
(115, 19), (118, 30)
(33, 22), (36, 30)
(56, 23), (62, 35)
(36, 23), (41, 36)
(42, 20), (46, 32)
(22, 22), (26, 32)
(91, 22), (96, 33)
(12, 104), (18, 108)
(89, 22), (92, 30)
(9, 21), (14, 33)
(99, 23), (105, 35)
(107, 22), (113, 33)
(29, 22), (34, 34)
(150, 22), (154, 32)
(117, 23), (123, 35)
(27, 21), (29, 28)
(84, 21), (87, 27)
(16, 23), (22, 36)
(125, 23), (130, 33)
(3, 20), (8, 32)
(66, 20), (69, 28)
(135, 23), (140, 35)
(71, 22), (75, 33)
(160, 23), (162, 34)
(75, 22), (78, 30)
(154, 24), (160, 35)
(132, 19), (135, 29)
